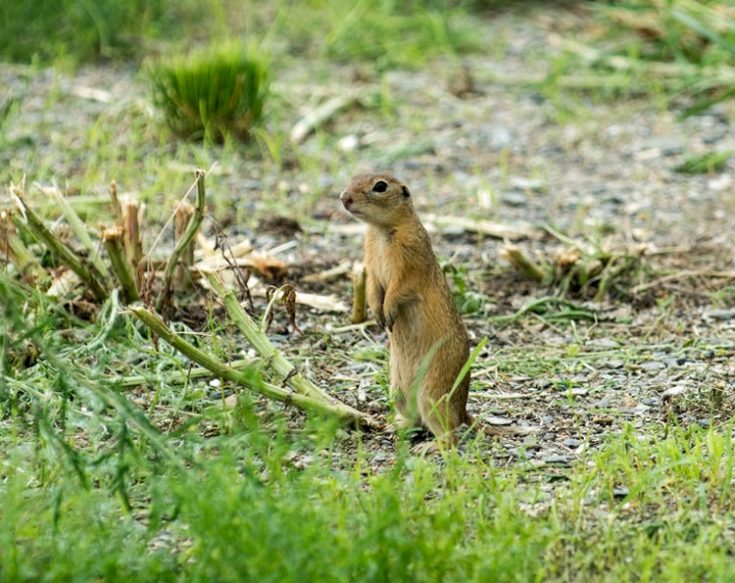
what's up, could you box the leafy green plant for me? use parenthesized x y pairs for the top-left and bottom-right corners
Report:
(446, 265), (485, 315)
(149, 42), (270, 143)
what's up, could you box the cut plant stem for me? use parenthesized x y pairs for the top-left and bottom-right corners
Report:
(206, 273), (340, 405)
(351, 261), (367, 324)
(109, 180), (123, 222)
(130, 306), (377, 428)
(500, 244), (546, 283)
(157, 170), (206, 313)
(39, 183), (111, 281)
(0, 210), (48, 283)
(174, 202), (195, 291)
(123, 199), (143, 273)
(102, 226), (139, 302)
(11, 184), (108, 301)
(114, 359), (253, 387)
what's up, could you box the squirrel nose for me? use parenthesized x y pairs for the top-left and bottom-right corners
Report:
(340, 191), (353, 209)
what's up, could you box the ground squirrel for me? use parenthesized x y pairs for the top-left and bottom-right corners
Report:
(340, 173), (473, 446)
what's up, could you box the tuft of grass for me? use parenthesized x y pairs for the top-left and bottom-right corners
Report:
(149, 42), (270, 143)
(675, 150), (731, 174)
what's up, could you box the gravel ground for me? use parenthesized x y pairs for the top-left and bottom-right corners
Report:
(3, 7), (735, 474)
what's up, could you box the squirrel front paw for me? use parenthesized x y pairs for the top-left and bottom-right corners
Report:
(375, 313), (386, 330)
(373, 305), (387, 330)
(384, 304), (398, 332)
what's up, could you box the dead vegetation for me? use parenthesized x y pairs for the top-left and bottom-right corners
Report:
(500, 227), (735, 305)
(1, 170), (381, 427)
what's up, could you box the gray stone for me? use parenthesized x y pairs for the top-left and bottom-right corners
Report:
(704, 309), (735, 321)
(641, 361), (666, 372)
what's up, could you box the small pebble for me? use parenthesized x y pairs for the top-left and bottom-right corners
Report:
(613, 486), (629, 499)
(509, 176), (544, 192)
(501, 192), (528, 207)
(662, 385), (686, 399)
(338, 134), (359, 152)
(589, 338), (620, 349)
(641, 361), (666, 372)
(605, 360), (625, 370)
(543, 454), (571, 466)
(704, 309), (735, 321)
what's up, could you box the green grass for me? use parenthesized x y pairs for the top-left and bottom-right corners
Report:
(0, 0), (196, 64)
(3, 268), (735, 580)
(149, 42), (270, 143)
(319, 1), (479, 70)
(539, 1), (735, 115)
(0, 0), (483, 69)
(598, 0), (735, 65)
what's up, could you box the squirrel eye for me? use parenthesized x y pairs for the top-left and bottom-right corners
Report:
(372, 180), (388, 193)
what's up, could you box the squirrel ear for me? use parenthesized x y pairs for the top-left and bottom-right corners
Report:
(401, 186), (410, 198)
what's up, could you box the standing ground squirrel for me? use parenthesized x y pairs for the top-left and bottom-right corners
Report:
(340, 173), (473, 446)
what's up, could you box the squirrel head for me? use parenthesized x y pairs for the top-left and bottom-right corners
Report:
(340, 174), (413, 228)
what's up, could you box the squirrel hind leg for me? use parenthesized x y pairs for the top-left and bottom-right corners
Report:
(418, 396), (466, 446)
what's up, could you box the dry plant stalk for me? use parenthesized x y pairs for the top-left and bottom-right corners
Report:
(109, 181), (123, 222)
(157, 169), (206, 313)
(290, 94), (360, 144)
(0, 210), (47, 282)
(11, 184), (108, 300)
(350, 261), (367, 324)
(102, 226), (139, 302)
(424, 214), (541, 241)
(500, 244), (546, 283)
(194, 254), (287, 279)
(130, 306), (378, 428)
(174, 202), (195, 291)
(123, 200), (143, 273)
(302, 261), (351, 283)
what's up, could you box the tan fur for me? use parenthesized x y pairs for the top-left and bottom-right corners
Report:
(340, 174), (471, 445)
